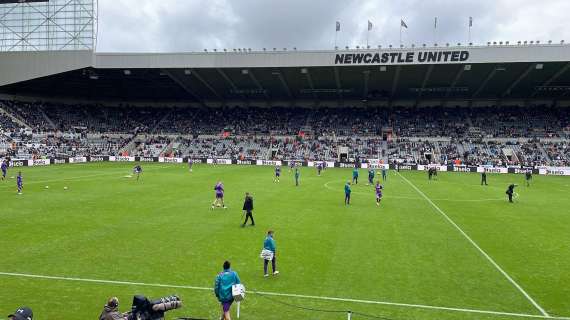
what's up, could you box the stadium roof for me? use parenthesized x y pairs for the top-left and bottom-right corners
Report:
(1, 44), (570, 105)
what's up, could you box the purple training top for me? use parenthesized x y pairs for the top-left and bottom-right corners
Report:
(215, 182), (224, 195)
(375, 184), (383, 196)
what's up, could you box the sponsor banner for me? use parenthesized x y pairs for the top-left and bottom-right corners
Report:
(365, 163), (389, 169)
(449, 165), (476, 173)
(307, 161), (333, 168)
(185, 158), (207, 164)
(478, 167), (508, 174)
(236, 160), (256, 165)
(158, 157), (183, 163)
(51, 158), (67, 165)
(207, 158), (232, 165)
(137, 156), (157, 162)
(113, 156), (135, 162)
(69, 156), (87, 164)
(389, 164), (415, 170)
(89, 156), (107, 162)
(283, 160), (304, 167)
(337, 162), (356, 168)
(420, 165), (448, 172)
(9, 159), (29, 167)
(256, 160), (283, 166)
(509, 167), (533, 174)
(32, 159), (50, 166)
(10, 155), (570, 176)
(539, 167), (570, 176)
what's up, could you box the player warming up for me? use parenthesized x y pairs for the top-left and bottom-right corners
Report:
(506, 183), (518, 203)
(367, 168), (375, 185)
(344, 181), (351, 205)
(188, 159), (193, 172)
(16, 171), (23, 194)
(525, 170), (532, 187)
(133, 165), (142, 181)
(317, 162), (323, 176)
(1, 159), (7, 180)
(352, 167), (359, 184)
(375, 181), (383, 206)
(294, 168), (300, 186)
(382, 166), (388, 182)
(274, 165), (281, 183)
(212, 181), (227, 209)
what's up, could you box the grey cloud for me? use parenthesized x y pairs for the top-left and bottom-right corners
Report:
(96, 0), (570, 52)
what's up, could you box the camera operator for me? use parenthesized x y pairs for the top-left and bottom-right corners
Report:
(7, 306), (33, 320)
(99, 297), (128, 320)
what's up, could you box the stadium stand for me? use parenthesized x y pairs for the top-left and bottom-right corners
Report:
(1, 99), (568, 166)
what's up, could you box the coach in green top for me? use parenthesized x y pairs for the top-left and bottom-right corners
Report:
(214, 261), (241, 320)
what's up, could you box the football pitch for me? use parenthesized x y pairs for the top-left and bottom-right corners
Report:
(0, 163), (569, 320)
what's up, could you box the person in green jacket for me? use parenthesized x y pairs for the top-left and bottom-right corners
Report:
(294, 168), (300, 186)
(214, 261), (241, 320)
(263, 230), (279, 277)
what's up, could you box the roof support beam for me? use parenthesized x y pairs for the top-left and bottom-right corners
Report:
(191, 69), (223, 101)
(247, 69), (270, 99)
(272, 69), (293, 99)
(415, 65), (434, 106)
(217, 68), (246, 101)
(362, 70), (371, 100)
(303, 68), (318, 100)
(444, 65), (465, 99)
(531, 62), (570, 97)
(501, 63), (535, 98)
(162, 69), (203, 104)
(390, 66), (401, 99)
(472, 66), (498, 98)
(334, 67), (344, 100)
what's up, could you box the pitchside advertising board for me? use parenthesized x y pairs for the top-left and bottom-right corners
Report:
(0, 0), (49, 3)
(2, 156), (569, 175)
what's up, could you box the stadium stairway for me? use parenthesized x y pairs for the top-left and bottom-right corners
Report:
(0, 105), (31, 130)
(38, 107), (57, 130)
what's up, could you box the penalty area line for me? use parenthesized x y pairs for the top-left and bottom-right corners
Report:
(395, 171), (550, 318)
(0, 271), (566, 319)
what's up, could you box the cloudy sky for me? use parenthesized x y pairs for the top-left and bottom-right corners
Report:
(97, 0), (570, 52)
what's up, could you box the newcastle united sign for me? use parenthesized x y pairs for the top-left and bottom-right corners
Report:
(334, 50), (470, 65)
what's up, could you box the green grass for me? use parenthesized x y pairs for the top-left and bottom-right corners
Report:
(0, 163), (569, 320)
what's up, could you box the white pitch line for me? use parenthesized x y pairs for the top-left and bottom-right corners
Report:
(0, 271), (567, 320)
(395, 171), (550, 317)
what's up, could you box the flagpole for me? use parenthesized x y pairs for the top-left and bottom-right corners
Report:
(468, 17), (472, 44)
(399, 25), (402, 46)
(434, 17), (437, 44)
(335, 30), (338, 48)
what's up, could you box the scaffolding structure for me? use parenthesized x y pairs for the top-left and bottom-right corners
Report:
(0, 0), (97, 51)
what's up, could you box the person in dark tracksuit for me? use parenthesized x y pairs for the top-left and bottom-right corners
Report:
(481, 171), (488, 185)
(525, 171), (532, 187)
(242, 192), (255, 227)
(506, 184), (517, 203)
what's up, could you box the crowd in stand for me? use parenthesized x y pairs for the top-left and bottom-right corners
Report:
(1, 99), (569, 166)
